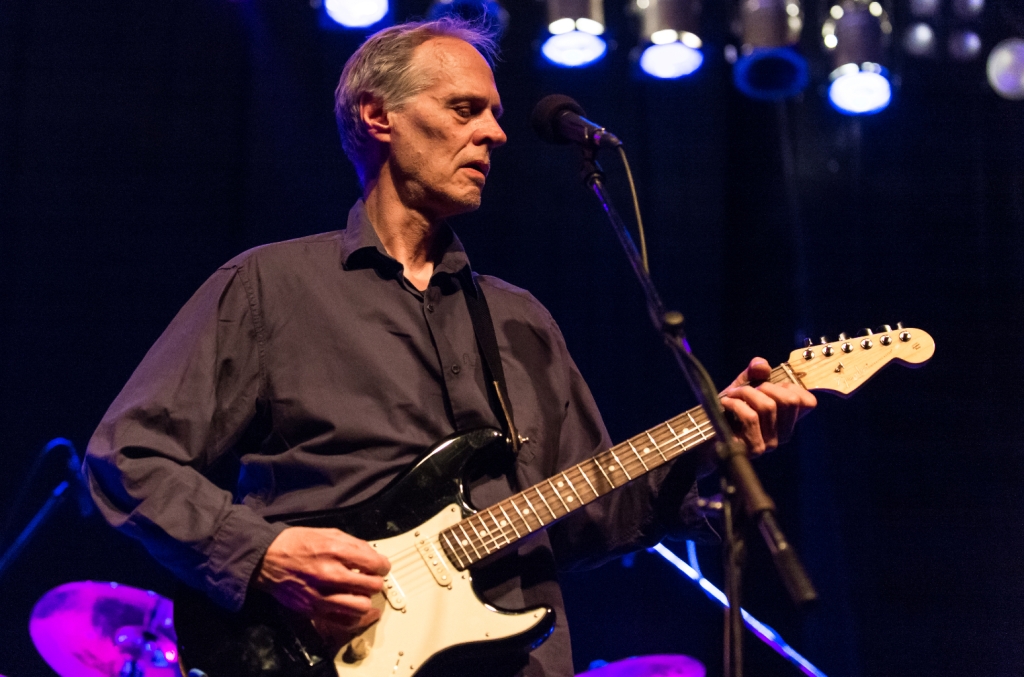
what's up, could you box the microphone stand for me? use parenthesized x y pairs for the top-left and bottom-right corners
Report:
(577, 146), (817, 677)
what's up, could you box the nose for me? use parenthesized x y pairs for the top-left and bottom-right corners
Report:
(476, 111), (507, 149)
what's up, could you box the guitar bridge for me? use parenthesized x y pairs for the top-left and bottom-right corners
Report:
(415, 536), (453, 587)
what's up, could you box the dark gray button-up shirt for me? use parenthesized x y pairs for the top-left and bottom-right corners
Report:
(85, 201), (700, 677)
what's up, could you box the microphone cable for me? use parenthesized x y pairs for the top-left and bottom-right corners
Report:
(616, 145), (650, 275)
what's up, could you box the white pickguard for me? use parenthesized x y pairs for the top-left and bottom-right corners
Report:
(333, 504), (549, 677)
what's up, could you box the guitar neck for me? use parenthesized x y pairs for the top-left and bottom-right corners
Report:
(438, 363), (803, 569)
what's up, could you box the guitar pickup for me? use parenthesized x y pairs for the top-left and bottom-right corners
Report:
(381, 573), (406, 611)
(415, 537), (453, 587)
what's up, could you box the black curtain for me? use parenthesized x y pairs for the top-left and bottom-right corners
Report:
(2, 1), (1022, 675)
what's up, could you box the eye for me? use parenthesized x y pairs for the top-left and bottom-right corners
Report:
(453, 104), (473, 119)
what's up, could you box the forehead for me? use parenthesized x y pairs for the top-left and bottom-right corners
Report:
(411, 37), (497, 93)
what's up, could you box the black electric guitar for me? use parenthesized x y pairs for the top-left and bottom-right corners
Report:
(174, 326), (935, 677)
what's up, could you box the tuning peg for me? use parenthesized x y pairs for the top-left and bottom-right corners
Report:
(878, 324), (893, 333)
(819, 336), (830, 344)
(859, 328), (874, 336)
(838, 332), (849, 341)
(804, 337), (814, 348)
(896, 322), (904, 330)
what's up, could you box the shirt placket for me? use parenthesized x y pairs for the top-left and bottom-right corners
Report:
(422, 282), (493, 432)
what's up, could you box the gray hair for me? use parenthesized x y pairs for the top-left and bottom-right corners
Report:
(335, 17), (500, 186)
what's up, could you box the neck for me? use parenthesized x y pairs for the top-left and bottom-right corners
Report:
(363, 169), (443, 292)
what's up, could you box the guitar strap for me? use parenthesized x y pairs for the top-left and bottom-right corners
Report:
(463, 273), (523, 454)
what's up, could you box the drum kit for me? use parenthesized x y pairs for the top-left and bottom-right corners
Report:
(25, 580), (705, 677)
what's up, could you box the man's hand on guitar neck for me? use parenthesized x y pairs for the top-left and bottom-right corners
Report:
(253, 526), (391, 629)
(720, 357), (817, 456)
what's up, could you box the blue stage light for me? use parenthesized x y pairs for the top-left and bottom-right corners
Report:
(733, 47), (809, 100)
(828, 64), (891, 114)
(639, 41), (703, 78)
(542, 29), (607, 67)
(324, 0), (388, 28)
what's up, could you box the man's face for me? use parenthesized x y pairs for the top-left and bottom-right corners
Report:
(385, 37), (507, 220)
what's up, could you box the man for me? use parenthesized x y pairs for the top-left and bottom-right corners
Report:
(85, 17), (815, 677)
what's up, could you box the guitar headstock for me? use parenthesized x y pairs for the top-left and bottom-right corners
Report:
(786, 324), (934, 397)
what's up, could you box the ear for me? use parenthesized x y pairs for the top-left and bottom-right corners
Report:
(359, 92), (392, 144)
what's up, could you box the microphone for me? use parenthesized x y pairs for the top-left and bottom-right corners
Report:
(531, 94), (622, 149)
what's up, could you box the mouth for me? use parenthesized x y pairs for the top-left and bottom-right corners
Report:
(462, 160), (490, 179)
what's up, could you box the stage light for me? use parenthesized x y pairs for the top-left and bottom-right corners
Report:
(903, 22), (936, 57)
(987, 38), (1024, 100)
(948, 29), (982, 60)
(823, 1), (892, 114)
(542, 0), (607, 67)
(952, 0), (984, 19)
(428, 0), (509, 32)
(636, 0), (703, 79)
(731, 0), (808, 100)
(324, 0), (388, 28)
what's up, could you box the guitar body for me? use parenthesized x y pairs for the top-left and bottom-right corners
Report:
(174, 428), (555, 677)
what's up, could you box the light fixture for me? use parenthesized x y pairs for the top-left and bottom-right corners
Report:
(908, 0), (940, 18)
(731, 0), (809, 100)
(542, 0), (608, 67)
(948, 29), (982, 61)
(987, 38), (1024, 100)
(903, 22), (936, 57)
(324, 0), (389, 28)
(822, 1), (893, 114)
(636, 0), (703, 78)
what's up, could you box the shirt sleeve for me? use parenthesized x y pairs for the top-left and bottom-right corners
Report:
(543, 316), (712, 572)
(84, 263), (288, 612)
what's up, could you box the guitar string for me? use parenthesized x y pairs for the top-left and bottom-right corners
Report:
(388, 363), (799, 579)
(431, 363), (798, 562)
(384, 351), (909, 594)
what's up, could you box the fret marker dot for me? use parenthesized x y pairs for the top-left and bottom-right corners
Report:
(480, 529), (488, 535)
(461, 540), (469, 546)
(609, 465), (616, 472)
(499, 520), (507, 526)
(567, 496), (574, 503)
(556, 481), (563, 488)
(523, 509), (530, 514)
(642, 447), (650, 454)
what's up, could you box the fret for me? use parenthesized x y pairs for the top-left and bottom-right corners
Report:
(509, 498), (533, 532)
(441, 530), (466, 569)
(609, 447), (633, 480)
(497, 504), (521, 538)
(560, 471), (584, 504)
(646, 431), (669, 462)
(665, 421), (686, 453)
(532, 486), (557, 522)
(485, 509), (510, 548)
(546, 479), (569, 511)
(627, 440), (649, 471)
(594, 453), (616, 488)
(457, 523), (482, 560)
(521, 493), (541, 527)
(577, 461), (599, 497)
(686, 411), (708, 441)
(468, 518), (493, 555)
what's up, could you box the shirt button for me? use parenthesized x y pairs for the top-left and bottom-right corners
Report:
(451, 364), (461, 374)
(426, 303), (435, 313)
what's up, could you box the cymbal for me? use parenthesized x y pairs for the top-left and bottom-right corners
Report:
(579, 654), (706, 677)
(29, 581), (179, 677)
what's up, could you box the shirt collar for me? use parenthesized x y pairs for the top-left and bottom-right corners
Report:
(340, 200), (475, 292)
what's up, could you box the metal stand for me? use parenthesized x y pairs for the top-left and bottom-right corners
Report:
(0, 438), (89, 584)
(578, 146), (817, 677)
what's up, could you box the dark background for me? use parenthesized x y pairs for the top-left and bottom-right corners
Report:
(2, 0), (1022, 675)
